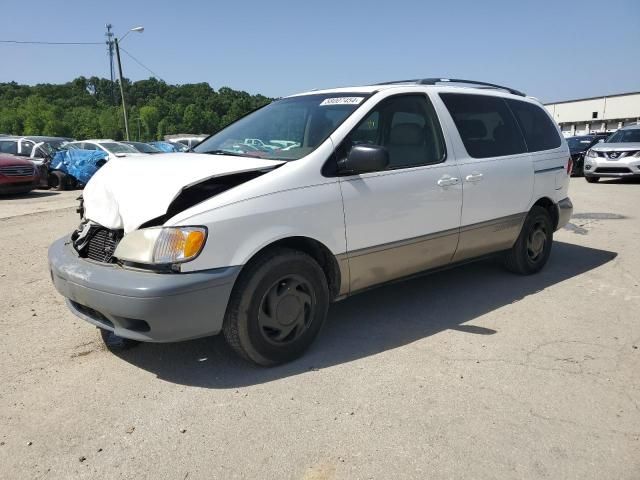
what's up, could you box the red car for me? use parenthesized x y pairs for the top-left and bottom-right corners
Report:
(0, 153), (40, 195)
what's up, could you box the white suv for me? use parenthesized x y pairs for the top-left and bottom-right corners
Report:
(49, 78), (573, 365)
(583, 124), (640, 182)
(65, 139), (143, 161)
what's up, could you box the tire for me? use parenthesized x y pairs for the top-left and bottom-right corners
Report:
(48, 171), (70, 191)
(570, 162), (583, 177)
(504, 206), (553, 275)
(223, 248), (330, 366)
(99, 328), (140, 351)
(585, 176), (599, 183)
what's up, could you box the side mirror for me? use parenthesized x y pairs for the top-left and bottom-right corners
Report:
(598, 139), (605, 143)
(338, 145), (389, 174)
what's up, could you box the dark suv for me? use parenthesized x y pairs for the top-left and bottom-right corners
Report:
(566, 133), (610, 176)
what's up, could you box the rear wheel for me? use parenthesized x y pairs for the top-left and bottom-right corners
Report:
(48, 171), (71, 191)
(570, 161), (583, 177)
(504, 206), (553, 275)
(585, 176), (599, 183)
(223, 248), (329, 366)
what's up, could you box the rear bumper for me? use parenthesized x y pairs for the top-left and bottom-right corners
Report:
(48, 236), (241, 342)
(556, 197), (573, 230)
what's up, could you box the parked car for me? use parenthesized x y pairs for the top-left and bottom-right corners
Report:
(244, 138), (279, 150)
(149, 141), (189, 153)
(169, 136), (207, 149)
(0, 136), (72, 187)
(583, 124), (640, 182)
(65, 140), (143, 161)
(48, 78), (572, 365)
(0, 153), (40, 195)
(566, 133), (610, 176)
(122, 141), (163, 154)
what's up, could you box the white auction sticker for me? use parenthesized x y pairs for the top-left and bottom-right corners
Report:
(319, 97), (365, 106)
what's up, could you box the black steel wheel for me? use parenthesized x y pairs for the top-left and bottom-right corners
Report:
(48, 171), (70, 191)
(257, 275), (315, 346)
(504, 206), (553, 275)
(223, 248), (329, 366)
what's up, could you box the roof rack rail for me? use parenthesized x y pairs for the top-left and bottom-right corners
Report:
(375, 78), (526, 97)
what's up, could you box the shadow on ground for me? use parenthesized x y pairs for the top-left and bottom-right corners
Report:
(586, 177), (640, 185)
(1, 190), (61, 200)
(115, 241), (616, 388)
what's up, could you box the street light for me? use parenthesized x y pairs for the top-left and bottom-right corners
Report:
(115, 26), (144, 141)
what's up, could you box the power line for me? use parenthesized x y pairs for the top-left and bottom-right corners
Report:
(0, 40), (102, 45)
(119, 46), (164, 82)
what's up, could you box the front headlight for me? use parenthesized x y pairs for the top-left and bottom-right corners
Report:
(114, 226), (207, 265)
(586, 149), (598, 158)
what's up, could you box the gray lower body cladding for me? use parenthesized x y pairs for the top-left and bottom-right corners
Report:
(48, 236), (240, 342)
(556, 197), (573, 230)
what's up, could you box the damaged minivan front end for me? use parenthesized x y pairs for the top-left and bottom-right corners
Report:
(48, 152), (284, 342)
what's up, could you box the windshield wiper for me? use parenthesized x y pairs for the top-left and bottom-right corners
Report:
(201, 149), (249, 157)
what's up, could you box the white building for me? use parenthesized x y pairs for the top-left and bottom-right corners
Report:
(544, 91), (640, 137)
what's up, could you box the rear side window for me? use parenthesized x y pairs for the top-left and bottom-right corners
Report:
(506, 99), (561, 152)
(440, 93), (526, 158)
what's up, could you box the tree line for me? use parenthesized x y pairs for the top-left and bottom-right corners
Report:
(0, 77), (272, 141)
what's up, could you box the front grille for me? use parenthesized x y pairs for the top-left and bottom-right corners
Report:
(84, 228), (122, 263)
(0, 165), (35, 177)
(594, 167), (632, 174)
(599, 151), (639, 159)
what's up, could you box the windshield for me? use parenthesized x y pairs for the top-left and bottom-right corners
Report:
(101, 142), (139, 154)
(126, 142), (162, 153)
(606, 128), (640, 143)
(194, 93), (369, 161)
(567, 136), (595, 150)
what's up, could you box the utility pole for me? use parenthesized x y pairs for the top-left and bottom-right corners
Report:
(114, 38), (130, 141)
(105, 24), (115, 104)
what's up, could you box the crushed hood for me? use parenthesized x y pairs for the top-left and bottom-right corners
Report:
(83, 152), (284, 232)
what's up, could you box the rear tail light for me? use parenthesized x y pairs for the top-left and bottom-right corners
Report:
(567, 157), (573, 175)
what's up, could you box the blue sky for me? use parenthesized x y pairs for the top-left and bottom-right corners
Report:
(1, 0), (638, 103)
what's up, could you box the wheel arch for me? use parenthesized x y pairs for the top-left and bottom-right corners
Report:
(531, 196), (559, 230)
(238, 236), (344, 301)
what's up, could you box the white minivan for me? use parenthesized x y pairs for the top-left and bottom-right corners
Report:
(49, 78), (573, 365)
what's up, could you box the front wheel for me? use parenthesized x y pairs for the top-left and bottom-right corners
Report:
(504, 206), (553, 275)
(585, 176), (599, 183)
(223, 248), (329, 366)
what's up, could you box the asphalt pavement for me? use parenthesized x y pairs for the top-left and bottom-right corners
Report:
(0, 179), (638, 479)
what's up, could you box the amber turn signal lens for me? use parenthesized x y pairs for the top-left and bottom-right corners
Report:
(184, 230), (206, 258)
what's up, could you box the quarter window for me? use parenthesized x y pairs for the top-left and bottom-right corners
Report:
(342, 94), (446, 169)
(440, 93), (526, 159)
(506, 99), (561, 152)
(0, 141), (18, 155)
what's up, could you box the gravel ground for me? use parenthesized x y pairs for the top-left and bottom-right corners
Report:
(0, 180), (639, 480)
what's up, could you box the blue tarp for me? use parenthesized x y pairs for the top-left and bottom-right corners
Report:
(50, 149), (109, 185)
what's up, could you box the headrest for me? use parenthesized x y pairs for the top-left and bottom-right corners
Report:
(389, 123), (424, 145)
(458, 119), (487, 139)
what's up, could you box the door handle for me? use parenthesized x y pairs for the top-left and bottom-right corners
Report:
(437, 176), (460, 187)
(465, 172), (484, 182)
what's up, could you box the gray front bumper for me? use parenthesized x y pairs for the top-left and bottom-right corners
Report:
(48, 236), (240, 342)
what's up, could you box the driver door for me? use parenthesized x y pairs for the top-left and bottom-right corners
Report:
(338, 94), (462, 293)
